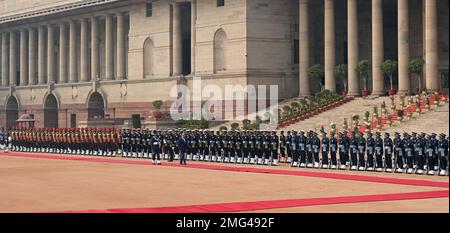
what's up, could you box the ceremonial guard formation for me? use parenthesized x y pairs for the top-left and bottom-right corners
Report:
(2, 127), (448, 176)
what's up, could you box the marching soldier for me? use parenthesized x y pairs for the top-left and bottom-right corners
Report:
(384, 133), (394, 173)
(438, 133), (448, 176)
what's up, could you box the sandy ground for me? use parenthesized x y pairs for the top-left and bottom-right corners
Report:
(0, 153), (448, 213)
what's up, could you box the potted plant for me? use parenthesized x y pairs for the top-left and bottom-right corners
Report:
(242, 119), (251, 130)
(330, 122), (337, 135)
(433, 95), (440, 106)
(230, 122), (240, 131)
(416, 101), (422, 114)
(408, 58), (424, 94)
(387, 115), (393, 127)
(355, 60), (370, 97)
(343, 118), (348, 131)
(381, 102), (387, 116)
(352, 115), (360, 128)
(152, 100), (163, 119)
(425, 98), (431, 111)
(336, 64), (348, 96)
(397, 109), (404, 122)
(373, 106), (379, 120)
(364, 111), (370, 123)
(381, 59), (398, 96)
(376, 118), (383, 131)
(219, 126), (228, 131)
(365, 121), (371, 133)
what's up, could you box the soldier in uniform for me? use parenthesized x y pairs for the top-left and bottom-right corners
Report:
(305, 131), (314, 168)
(321, 132), (330, 169)
(286, 131), (293, 163)
(404, 133), (415, 174)
(415, 133), (426, 174)
(312, 132), (321, 168)
(431, 133), (439, 172)
(329, 132), (338, 169)
(255, 131), (263, 165)
(357, 132), (366, 171)
(393, 132), (405, 173)
(297, 131), (306, 167)
(270, 131), (279, 165)
(262, 131), (271, 165)
(279, 131), (286, 163)
(215, 131), (222, 162)
(384, 133), (394, 173)
(338, 132), (347, 169)
(151, 130), (162, 165)
(290, 131), (299, 167)
(165, 130), (175, 162)
(374, 132), (384, 172)
(438, 133), (448, 176)
(242, 131), (249, 164)
(366, 132), (375, 171)
(229, 131), (237, 163)
(349, 132), (358, 170)
(248, 131), (256, 164)
(235, 131), (243, 163)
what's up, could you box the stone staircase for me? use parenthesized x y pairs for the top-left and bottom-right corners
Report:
(282, 97), (391, 132)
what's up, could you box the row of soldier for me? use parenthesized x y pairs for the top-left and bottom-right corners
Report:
(1, 127), (448, 176)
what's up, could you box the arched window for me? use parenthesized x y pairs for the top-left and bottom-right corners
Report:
(88, 92), (105, 120)
(5, 96), (19, 129)
(214, 29), (227, 73)
(44, 94), (59, 128)
(143, 38), (154, 78)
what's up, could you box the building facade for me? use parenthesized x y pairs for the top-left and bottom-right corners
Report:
(0, 0), (448, 128)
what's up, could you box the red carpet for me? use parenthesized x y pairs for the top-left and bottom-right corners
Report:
(3, 152), (448, 188)
(58, 190), (448, 213)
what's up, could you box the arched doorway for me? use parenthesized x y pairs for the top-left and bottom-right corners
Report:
(44, 94), (59, 128)
(6, 96), (19, 129)
(88, 92), (105, 120)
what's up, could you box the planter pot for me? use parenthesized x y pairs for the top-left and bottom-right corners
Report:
(362, 90), (370, 97)
(152, 111), (162, 119)
(388, 89), (397, 96)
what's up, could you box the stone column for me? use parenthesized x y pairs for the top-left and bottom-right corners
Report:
(173, 2), (183, 76)
(299, 0), (310, 96)
(117, 13), (126, 80)
(324, 0), (336, 92)
(1, 32), (9, 87)
(398, 0), (410, 95)
(91, 16), (99, 81)
(105, 14), (114, 80)
(425, 0), (439, 91)
(28, 28), (36, 85)
(191, 0), (197, 74)
(38, 26), (47, 84)
(371, 0), (384, 96)
(347, 0), (359, 96)
(20, 29), (28, 86)
(9, 31), (17, 86)
(69, 21), (78, 83)
(80, 18), (89, 82)
(47, 24), (55, 84)
(59, 22), (67, 83)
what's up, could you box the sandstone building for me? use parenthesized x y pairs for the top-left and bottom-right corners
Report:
(0, 0), (448, 128)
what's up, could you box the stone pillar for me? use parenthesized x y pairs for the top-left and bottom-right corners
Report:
(20, 29), (28, 86)
(105, 14), (114, 80)
(91, 16), (99, 81)
(80, 18), (89, 82)
(425, 0), (439, 91)
(28, 28), (36, 85)
(38, 26), (47, 84)
(117, 13), (126, 80)
(1, 32), (9, 87)
(398, 0), (410, 94)
(59, 22), (67, 83)
(299, 0), (310, 96)
(324, 0), (336, 92)
(47, 24), (55, 84)
(9, 31), (17, 86)
(173, 2), (183, 76)
(347, 0), (359, 96)
(69, 21), (78, 83)
(191, 0), (197, 74)
(372, 0), (384, 96)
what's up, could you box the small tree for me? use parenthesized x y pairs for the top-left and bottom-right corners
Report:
(230, 122), (239, 130)
(408, 58), (424, 93)
(308, 64), (325, 91)
(335, 64), (348, 93)
(355, 60), (370, 92)
(381, 60), (398, 91)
